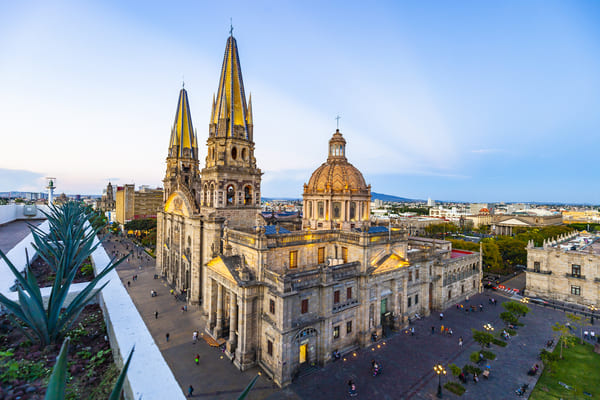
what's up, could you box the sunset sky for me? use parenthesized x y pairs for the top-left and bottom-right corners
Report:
(1, 1), (599, 203)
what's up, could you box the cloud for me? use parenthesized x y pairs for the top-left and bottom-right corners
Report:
(0, 168), (46, 192)
(471, 148), (504, 154)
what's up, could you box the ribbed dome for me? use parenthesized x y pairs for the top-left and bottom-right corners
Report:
(307, 161), (368, 193)
(305, 130), (368, 194)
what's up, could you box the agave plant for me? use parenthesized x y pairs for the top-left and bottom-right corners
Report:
(237, 374), (259, 400)
(45, 337), (134, 400)
(0, 202), (127, 345)
(31, 202), (104, 281)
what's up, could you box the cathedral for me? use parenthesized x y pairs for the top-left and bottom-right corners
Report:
(156, 33), (482, 386)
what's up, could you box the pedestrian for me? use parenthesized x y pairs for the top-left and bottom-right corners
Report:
(195, 354), (200, 365)
(188, 385), (194, 397)
(439, 312), (444, 320)
(441, 325), (444, 334)
(584, 330), (589, 340)
(411, 327), (415, 336)
(591, 331), (596, 341)
(155, 310), (158, 319)
(479, 304), (483, 312)
(431, 326), (435, 335)
(459, 337), (463, 347)
(166, 332), (170, 342)
(193, 331), (198, 344)
(466, 295), (470, 302)
(127, 281), (131, 288)
(348, 380), (357, 397)
(182, 306), (185, 313)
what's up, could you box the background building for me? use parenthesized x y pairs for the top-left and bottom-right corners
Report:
(526, 232), (600, 307)
(115, 184), (163, 224)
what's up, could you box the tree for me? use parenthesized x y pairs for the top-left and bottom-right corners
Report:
(566, 313), (585, 344)
(502, 301), (530, 322)
(552, 321), (571, 359)
(472, 329), (494, 349)
(448, 363), (462, 381)
(481, 239), (503, 273)
(500, 311), (518, 327)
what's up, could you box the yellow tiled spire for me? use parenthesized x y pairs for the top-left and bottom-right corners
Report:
(169, 87), (197, 158)
(211, 34), (251, 138)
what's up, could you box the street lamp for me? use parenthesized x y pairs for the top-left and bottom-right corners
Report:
(589, 305), (597, 325)
(434, 364), (446, 398)
(483, 323), (494, 333)
(520, 297), (530, 304)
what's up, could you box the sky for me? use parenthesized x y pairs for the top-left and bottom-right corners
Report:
(1, 1), (599, 203)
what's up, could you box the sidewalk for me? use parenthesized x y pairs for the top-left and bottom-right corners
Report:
(108, 236), (283, 400)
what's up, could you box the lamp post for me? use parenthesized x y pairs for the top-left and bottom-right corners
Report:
(483, 323), (494, 333)
(590, 305), (597, 325)
(520, 297), (530, 304)
(434, 364), (446, 398)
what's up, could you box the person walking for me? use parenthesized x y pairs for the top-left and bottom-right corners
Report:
(441, 324), (445, 334)
(195, 354), (200, 365)
(155, 310), (159, 319)
(479, 304), (483, 312)
(439, 312), (444, 320)
(193, 331), (198, 344)
(166, 333), (170, 342)
(431, 326), (435, 335)
(188, 385), (194, 397)
(411, 327), (415, 336)
(348, 380), (357, 397)
(459, 337), (463, 347)
(127, 281), (131, 288)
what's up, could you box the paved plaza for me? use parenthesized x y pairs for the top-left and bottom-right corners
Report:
(0, 219), (43, 254)
(106, 235), (590, 400)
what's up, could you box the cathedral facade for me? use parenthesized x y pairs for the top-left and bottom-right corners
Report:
(156, 33), (482, 386)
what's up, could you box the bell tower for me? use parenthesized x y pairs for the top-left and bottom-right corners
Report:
(200, 33), (262, 229)
(163, 87), (201, 208)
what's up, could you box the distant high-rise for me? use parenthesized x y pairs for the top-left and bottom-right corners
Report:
(427, 197), (435, 207)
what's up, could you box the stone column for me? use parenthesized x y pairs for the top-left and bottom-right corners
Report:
(215, 283), (223, 337)
(227, 292), (238, 355)
(207, 279), (216, 329)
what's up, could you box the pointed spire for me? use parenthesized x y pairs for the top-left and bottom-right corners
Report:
(211, 34), (250, 139)
(210, 93), (216, 124)
(247, 93), (253, 125)
(168, 88), (196, 159)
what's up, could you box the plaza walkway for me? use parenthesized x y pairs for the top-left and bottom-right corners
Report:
(107, 235), (578, 399)
(107, 236), (284, 400)
(0, 219), (43, 254)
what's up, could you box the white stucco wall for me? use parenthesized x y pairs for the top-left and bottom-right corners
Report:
(0, 204), (49, 225)
(90, 235), (185, 400)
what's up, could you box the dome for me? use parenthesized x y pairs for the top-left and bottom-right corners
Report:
(305, 130), (369, 194)
(479, 208), (490, 214)
(306, 161), (368, 193)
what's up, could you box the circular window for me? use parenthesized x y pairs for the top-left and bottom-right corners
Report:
(241, 148), (247, 160)
(231, 147), (237, 160)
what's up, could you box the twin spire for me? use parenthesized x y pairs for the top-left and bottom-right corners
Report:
(168, 87), (198, 159)
(168, 33), (252, 161)
(210, 35), (253, 139)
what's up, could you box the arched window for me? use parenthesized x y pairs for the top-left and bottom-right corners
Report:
(241, 148), (247, 160)
(244, 185), (252, 205)
(210, 183), (215, 207)
(231, 147), (237, 160)
(307, 201), (312, 218)
(350, 202), (356, 220)
(333, 202), (341, 219)
(203, 184), (208, 206)
(318, 201), (324, 218)
(227, 184), (235, 205)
